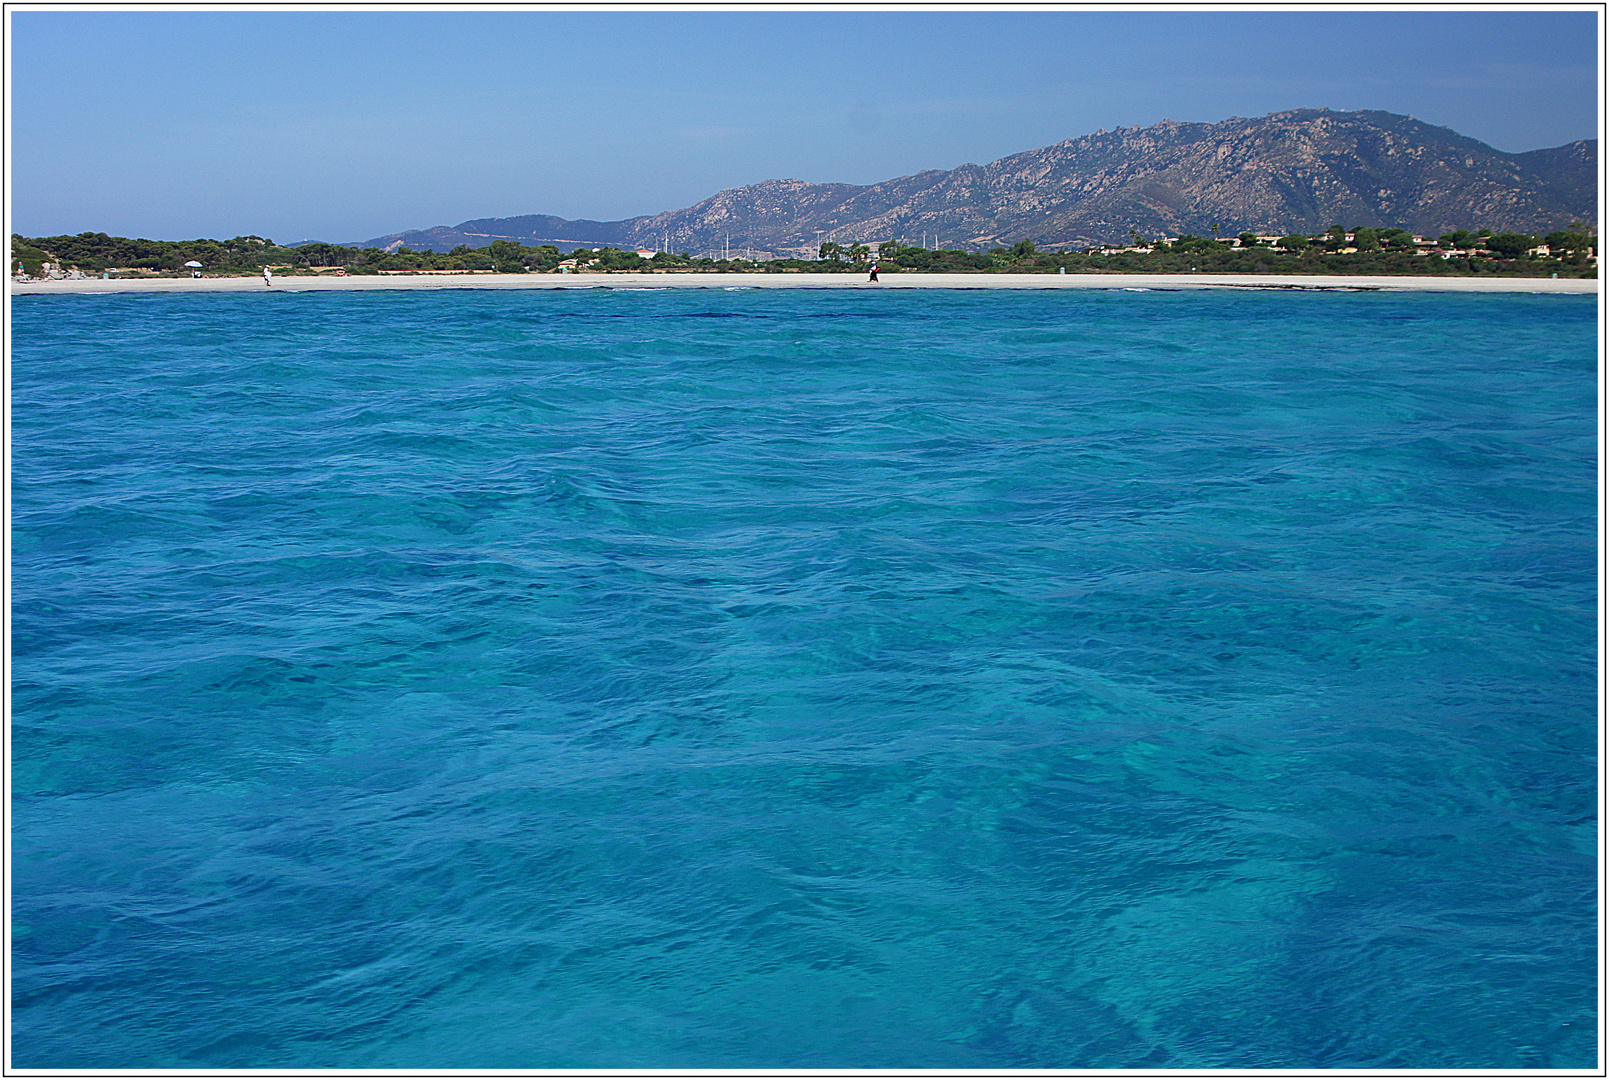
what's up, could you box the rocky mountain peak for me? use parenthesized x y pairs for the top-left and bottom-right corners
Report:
(354, 109), (1595, 257)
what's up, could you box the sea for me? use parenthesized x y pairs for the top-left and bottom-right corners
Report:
(11, 285), (1598, 1069)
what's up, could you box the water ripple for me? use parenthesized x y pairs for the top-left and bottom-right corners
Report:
(12, 288), (1596, 1069)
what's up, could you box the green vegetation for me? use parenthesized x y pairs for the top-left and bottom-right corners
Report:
(1544, 226), (1598, 264)
(10, 232), (811, 277)
(13, 223), (1598, 280)
(863, 226), (1595, 277)
(10, 238), (52, 277)
(11, 233), (299, 276)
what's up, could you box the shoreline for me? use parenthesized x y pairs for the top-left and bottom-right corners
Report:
(10, 271), (1599, 295)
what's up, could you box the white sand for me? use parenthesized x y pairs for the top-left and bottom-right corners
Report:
(10, 271), (1599, 295)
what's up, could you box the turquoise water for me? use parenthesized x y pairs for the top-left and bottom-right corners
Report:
(12, 286), (1597, 1069)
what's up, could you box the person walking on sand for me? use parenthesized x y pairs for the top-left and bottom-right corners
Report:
(868, 261), (879, 283)
(263, 265), (273, 287)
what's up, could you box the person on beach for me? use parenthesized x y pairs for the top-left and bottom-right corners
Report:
(263, 265), (273, 287)
(868, 261), (879, 283)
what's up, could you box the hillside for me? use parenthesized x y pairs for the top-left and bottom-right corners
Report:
(353, 109), (1597, 257)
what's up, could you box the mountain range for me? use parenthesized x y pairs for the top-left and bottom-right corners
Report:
(350, 109), (1597, 258)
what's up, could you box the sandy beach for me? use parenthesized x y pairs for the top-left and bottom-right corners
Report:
(10, 271), (1599, 296)
(12, 272), (1596, 297)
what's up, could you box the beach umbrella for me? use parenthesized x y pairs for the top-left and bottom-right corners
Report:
(184, 261), (203, 268)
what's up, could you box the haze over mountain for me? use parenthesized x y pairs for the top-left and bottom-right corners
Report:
(351, 109), (1597, 258)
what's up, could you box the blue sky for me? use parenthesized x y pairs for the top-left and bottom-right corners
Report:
(9, 9), (1599, 244)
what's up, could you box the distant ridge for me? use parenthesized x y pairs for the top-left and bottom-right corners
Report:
(351, 109), (1597, 257)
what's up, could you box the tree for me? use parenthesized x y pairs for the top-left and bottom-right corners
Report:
(847, 242), (870, 264)
(1438, 229), (1475, 249)
(1011, 239), (1037, 260)
(10, 236), (48, 276)
(1485, 233), (1535, 258)
(1545, 230), (1596, 259)
(1172, 235), (1221, 253)
(1277, 234), (1309, 252)
(295, 241), (360, 268)
(529, 245), (564, 271)
(1352, 227), (1379, 251)
(483, 240), (528, 273)
(818, 241), (844, 262)
(593, 247), (647, 271)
